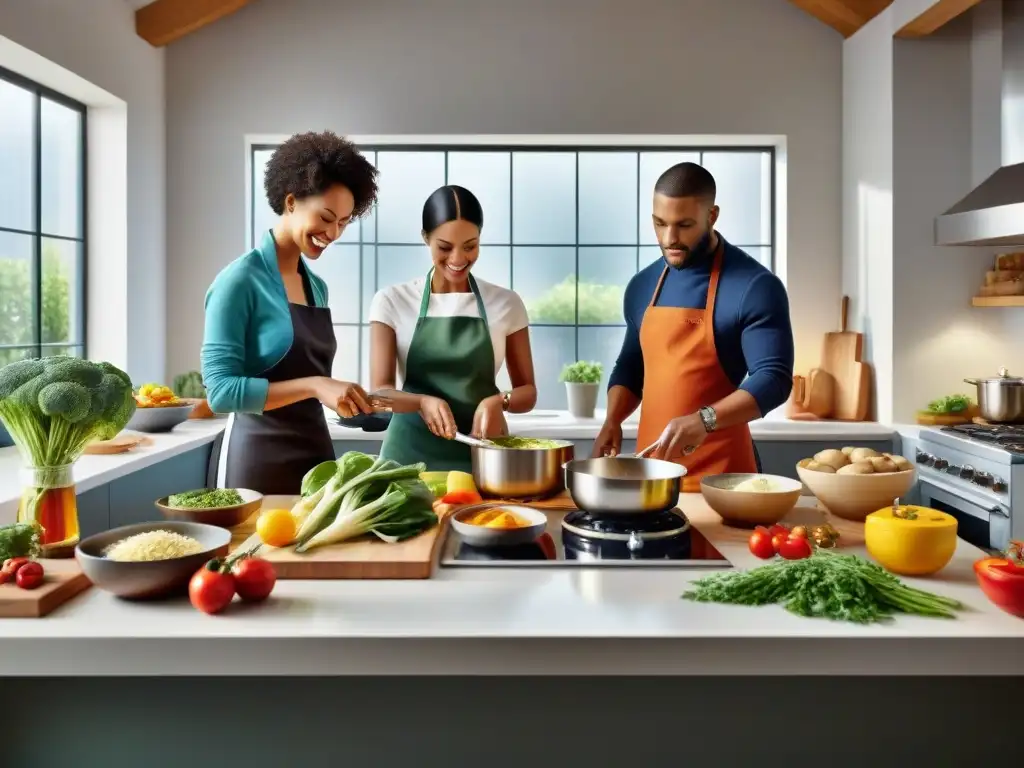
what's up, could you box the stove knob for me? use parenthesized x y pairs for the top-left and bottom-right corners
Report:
(945, 464), (961, 475)
(916, 451), (934, 466)
(960, 465), (975, 480)
(933, 458), (949, 470)
(992, 477), (1007, 493)
(974, 471), (992, 487)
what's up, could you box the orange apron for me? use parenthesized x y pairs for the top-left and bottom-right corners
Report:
(635, 241), (757, 493)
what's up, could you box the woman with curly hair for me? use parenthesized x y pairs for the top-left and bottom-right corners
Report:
(202, 131), (379, 494)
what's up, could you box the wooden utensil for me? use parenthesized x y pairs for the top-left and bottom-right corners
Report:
(821, 296), (871, 421)
(229, 495), (455, 579)
(84, 432), (152, 455)
(0, 559), (92, 618)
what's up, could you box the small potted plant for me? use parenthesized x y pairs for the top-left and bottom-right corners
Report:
(559, 360), (603, 419)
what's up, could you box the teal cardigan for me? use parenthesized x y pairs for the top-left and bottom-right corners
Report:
(200, 230), (329, 414)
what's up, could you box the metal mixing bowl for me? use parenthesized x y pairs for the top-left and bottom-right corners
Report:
(564, 457), (687, 515)
(471, 441), (575, 499)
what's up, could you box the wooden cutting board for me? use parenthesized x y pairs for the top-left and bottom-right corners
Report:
(84, 432), (153, 455)
(230, 495), (457, 580)
(820, 296), (871, 421)
(915, 406), (977, 426)
(0, 559), (92, 618)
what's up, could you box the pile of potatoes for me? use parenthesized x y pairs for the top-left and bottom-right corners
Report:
(798, 446), (913, 476)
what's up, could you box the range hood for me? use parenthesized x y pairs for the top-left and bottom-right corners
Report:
(936, 0), (1024, 247)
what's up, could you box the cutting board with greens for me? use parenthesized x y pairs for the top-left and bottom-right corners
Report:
(0, 523), (91, 617)
(229, 452), (451, 579)
(916, 394), (977, 426)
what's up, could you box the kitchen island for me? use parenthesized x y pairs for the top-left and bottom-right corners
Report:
(2, 493), (1021, 678)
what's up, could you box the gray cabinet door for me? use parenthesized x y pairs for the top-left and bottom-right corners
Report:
(108, 446), (213, 529)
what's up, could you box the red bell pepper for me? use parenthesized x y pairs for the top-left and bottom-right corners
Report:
(974, 550), (1024, 618)
(440, 489), (483, 506)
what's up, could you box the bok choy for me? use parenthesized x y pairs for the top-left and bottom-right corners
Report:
(289, 451), (437, 552)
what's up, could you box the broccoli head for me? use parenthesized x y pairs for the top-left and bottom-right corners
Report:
(0, 355), (138, 466)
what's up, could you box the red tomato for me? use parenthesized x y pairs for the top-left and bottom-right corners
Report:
(440, 490), (483, 506)
(189, 561), (236, 615)
(15, 561), (44, 589)
(2, 557), (30, 577)
(779, 536), (813, 560)
(748, 529), (775, 559)
(975, 557), (1024, 618)
(771, 533), (789, 553)
(767, 524), (789, 539)
(231, 557), (277, 602)
(536, 533), (557, 561)
(0, 571), (8, 585)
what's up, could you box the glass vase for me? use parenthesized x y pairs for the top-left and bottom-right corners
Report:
(18, 464), (80, 557)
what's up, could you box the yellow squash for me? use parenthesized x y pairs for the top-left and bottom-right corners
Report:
(446, 471), (477, 495)
(864, 500), (958, 576)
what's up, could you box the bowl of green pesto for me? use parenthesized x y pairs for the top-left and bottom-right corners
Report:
(155, 487), (263, 529)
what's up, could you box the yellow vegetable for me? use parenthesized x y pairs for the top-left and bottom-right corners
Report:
(446, 470), (477, 495)
(256, 507), (297, 547)
(864, 501), (958, 576)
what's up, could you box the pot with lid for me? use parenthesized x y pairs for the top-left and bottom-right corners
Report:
(964, 367), (1024, 423)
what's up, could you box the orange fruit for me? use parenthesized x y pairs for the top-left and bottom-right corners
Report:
(256, 508), (296, 548)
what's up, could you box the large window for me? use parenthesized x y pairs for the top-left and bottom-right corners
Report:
(250, 142), (774, 410)
(0, 67), (87, 366)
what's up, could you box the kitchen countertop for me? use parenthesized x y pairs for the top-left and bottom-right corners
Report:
(0, 411), (905, 524)
(1, 492), (1020, 677)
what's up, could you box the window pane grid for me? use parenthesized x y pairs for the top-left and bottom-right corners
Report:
(251, 143), (775, 405)
(0, 67), (87, 366)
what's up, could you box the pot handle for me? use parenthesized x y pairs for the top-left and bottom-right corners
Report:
(964, 378), (979, 385)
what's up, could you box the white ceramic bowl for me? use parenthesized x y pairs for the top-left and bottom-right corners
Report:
(797, 464), (917, 522)
(450, 503), (547, 548)
(700, 473), (804, 528)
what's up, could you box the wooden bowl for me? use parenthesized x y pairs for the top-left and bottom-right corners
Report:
(797, 465), (917, 522)
(700, 473), (803, 528)
(156, 488), (263, 529)
(75, 521), (230, 600)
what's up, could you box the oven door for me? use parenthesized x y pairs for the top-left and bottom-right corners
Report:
(917, 471), (1011, 554)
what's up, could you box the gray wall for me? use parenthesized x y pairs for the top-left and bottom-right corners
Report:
(164, 0), (844, 380)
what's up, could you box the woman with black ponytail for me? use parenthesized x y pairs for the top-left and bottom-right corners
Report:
(368, 185), (537, 471)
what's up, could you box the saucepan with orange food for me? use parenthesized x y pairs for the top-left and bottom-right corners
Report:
(450, 502), (548, 548)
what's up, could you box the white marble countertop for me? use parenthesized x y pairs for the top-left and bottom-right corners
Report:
(1, 494), (1020, 677)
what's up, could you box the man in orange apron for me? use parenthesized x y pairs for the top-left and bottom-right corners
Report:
(593, 162), (794, 492)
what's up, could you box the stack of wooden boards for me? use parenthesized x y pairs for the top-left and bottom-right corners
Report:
(975, 252), (1024, 300)
(787, 296), (871, 421)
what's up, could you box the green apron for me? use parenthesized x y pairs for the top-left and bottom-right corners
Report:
(379, 270), (500, 472)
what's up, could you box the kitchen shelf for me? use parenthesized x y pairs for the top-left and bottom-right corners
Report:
(972, 295), (1024, 307)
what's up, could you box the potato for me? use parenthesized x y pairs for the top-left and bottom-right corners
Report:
(837, 460), (875, 475)
(797, 458), (814, 469)
(841, 446), (856, 456)
(868, 456), (898, 474)
(884, 453), (913, 472)
(849, 447), (881, 462)
(804, 460), (836, 474)
(813, 449), (850, 470)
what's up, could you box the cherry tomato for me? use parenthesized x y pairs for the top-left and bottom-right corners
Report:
(536, 533), (557, 561)
(0, 571), (8, 585)
(767, 524), (789, 539)
(231, 557), (277, 603)
(748, 529), (775, 559)
(771, 533), (789, 553)
(189, 560), (236, 615)
(779, 535), (813, 560)
(2, 557), (30, 576)
(15, 561), (44, 590)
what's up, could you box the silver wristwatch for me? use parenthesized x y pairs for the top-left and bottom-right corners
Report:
(698, 406), (717, 434)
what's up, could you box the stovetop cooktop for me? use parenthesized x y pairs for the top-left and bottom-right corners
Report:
(439, 508), (729, 569)
(940, 423), (1024, 455)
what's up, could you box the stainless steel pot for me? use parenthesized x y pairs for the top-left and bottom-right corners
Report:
(563, 457), (687, 515)
(964, 367), (1024, 422)
(471, 440), (575, 499)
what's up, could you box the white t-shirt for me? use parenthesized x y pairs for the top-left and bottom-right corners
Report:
(368, 276), (530, 386)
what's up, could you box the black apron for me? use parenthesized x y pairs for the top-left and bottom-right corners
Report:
(214, 271), (337, 495)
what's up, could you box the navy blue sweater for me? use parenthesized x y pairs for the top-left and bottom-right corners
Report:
(607, 237), (794, 417)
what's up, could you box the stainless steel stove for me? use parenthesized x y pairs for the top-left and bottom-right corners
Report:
(915, 424), (1024, 552)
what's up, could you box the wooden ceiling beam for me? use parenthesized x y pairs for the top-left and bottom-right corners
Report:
(788, 0), (894, 38)
(895, 0), (985, 38)
(135, 0), (254, 47)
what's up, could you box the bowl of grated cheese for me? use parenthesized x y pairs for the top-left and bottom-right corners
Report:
(76, 521), (231, 599)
